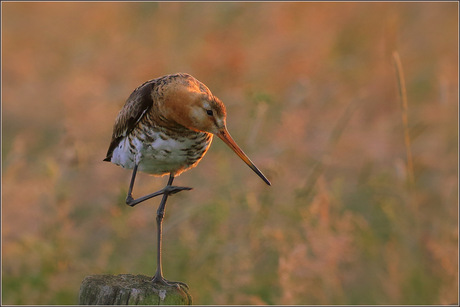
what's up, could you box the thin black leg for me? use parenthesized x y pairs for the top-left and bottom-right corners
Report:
(123, 169), (190, 289)
(125, 166), (192, 207)
(151, 174), (189, 289)
(125, 164), (139, 205)
(152, 174), (173, 282)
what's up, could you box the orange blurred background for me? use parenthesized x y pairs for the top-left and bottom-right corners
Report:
(2, 2), (458, 304)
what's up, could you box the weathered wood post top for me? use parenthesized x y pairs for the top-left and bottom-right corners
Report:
(79, 274), (192, 305)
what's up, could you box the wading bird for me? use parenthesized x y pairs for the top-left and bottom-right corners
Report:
(104, 73), (270, 288)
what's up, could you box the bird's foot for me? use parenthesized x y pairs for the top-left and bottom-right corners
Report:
(163, 185), (193, 195)
(125, 186), (192, 207)
(151, 275), (189, 290)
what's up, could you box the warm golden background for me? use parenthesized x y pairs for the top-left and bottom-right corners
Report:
(2, 2), (458, 305)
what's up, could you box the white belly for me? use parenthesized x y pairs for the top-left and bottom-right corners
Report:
(110, 131), (212, 176)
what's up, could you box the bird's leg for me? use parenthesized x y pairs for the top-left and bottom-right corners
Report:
(125, 165), (192, 207)
(151, 174), (189, 290)
(125, 164), (139, 205)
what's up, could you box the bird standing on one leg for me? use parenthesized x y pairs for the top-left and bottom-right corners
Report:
(104, 73), (271, 288)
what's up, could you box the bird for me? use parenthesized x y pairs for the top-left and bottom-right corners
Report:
(104, 72), (271, 288)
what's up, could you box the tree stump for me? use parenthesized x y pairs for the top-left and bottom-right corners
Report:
(79, 274), (192, 305)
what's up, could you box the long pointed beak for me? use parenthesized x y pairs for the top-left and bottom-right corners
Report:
(217, 128), (271, 186)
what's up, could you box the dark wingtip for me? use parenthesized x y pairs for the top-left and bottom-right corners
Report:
(103, 157), (111, 162)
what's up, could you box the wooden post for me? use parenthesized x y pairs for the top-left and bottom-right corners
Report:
(79, 274), (192, 305)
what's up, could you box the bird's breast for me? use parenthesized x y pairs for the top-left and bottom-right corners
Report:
(110, 125), (213, 176)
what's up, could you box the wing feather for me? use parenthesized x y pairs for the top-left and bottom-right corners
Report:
(103, 80), (156, 161)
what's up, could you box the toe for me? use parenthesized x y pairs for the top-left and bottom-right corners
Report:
(165, 186), (193, 195)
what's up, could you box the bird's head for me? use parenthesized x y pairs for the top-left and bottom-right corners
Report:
(161, 73), (271, 186)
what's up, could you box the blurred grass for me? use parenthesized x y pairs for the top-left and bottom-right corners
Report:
(2, 1), (458, 305)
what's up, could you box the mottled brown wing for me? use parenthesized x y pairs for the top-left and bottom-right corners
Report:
(103, 80), (156, 161)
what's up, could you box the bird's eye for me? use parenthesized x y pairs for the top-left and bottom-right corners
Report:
(206, 109), (213, 116)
